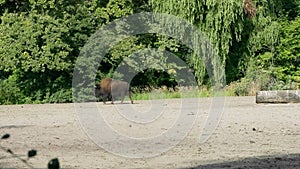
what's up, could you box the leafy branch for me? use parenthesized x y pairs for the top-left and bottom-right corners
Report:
(0, 133), (60, 169)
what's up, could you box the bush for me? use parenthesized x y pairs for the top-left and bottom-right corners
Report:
(0, 76), (24, 104)
(232, 58), (298, 96)
(43, 89), (73, 103)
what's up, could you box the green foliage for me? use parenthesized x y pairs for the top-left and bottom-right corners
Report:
(132, 90), (181, 101)
(132, 87), (202, 100)
(232, 58), (274, 96)
(105, 35), (188, 88)
(233, 57), (298, 96)
(0, 74), (23, 104)
(0, 12), (71, 72)
(228, 0), (300, 92)
(0, 1), (105, 104)
(0, 0), (299, 104)
(227, 0), (281, 82)
(150, 0), (244, 85)
(276, 17), (300, 86)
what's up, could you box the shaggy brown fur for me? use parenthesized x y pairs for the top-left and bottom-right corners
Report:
(95, 78), (133, 104)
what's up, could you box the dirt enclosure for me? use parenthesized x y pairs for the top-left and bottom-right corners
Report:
(0, 96), (299, 169)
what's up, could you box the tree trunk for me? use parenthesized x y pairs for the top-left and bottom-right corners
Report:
(256, 90), (300, 103)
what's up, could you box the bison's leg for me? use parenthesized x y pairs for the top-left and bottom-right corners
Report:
(120, 92), (125, 104)
(103, 94), (109, 104)
(110, 95), (114, 104)
(128, 90), (133, 104)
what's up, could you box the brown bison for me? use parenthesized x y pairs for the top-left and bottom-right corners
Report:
(95, 78), (133, 104)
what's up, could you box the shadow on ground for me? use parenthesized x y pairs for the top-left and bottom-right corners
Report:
(181, 154), (300, 169)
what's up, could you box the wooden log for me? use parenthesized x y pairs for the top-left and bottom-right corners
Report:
(256, 90), (300, 103)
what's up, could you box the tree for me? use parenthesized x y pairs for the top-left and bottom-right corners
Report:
(0, 1), (105, 103)
(150, 0), (248, 85)
(276, 17), (300, 86)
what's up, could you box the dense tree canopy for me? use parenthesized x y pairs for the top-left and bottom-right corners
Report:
(0, 0), (299, 104)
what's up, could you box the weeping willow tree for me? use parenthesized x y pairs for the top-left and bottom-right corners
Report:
(149, 0), (248, 85)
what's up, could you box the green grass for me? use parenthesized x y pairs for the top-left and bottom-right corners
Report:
(130, 86), (227, 101)
(132, 91), (182, 100)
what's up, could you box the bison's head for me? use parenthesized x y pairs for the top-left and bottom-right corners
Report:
(94, 84), (101, 97)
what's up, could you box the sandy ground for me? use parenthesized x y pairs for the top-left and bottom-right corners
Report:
(0, 96), (299, 169)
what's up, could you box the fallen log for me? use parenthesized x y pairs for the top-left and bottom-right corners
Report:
(256, 90), (300, 103)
